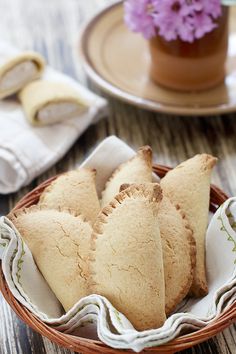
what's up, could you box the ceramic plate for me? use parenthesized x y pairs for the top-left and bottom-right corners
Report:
(80, 1), (236, 116)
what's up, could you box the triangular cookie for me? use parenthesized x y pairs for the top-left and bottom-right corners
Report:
(161, 154), (217, 297)
(101, 146), (153, 207)
(39, 168), (100, 223)
(90, 184), (166, 331)
(9, 206), (92, 312)
(120, 184), (196, 314)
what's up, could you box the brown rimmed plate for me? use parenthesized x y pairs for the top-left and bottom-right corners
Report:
(80, 1), (236, 116)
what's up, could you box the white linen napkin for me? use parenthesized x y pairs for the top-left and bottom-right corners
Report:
(0, 42), (108, 194)
(0, 136), (236, 352)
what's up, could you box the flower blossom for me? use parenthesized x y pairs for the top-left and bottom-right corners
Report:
(124, 0), (222, 42)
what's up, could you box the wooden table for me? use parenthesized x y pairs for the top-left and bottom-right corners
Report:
(0, 0), (236, 353)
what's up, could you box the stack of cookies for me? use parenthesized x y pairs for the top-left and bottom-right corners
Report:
(9, 146), (217, 331)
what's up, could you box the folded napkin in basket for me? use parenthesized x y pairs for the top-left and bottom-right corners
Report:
(0, 136), (236, 352)
(0, 43), (108, 194)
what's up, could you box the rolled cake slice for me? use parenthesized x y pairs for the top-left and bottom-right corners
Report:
(0, 51), (45, 99)
(101, 146), (153, 208)
(39, 168), (100, 224)
(9, 206), (92, 312)
(90, 184), (166, 331)
(120, 184), (196, 314)
(161, 154), (217, 297)
(19, 80), (89, 125)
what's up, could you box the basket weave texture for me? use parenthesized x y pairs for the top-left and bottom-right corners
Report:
(0, 164), (235, 354)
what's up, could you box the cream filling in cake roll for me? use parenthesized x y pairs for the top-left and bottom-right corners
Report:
(37, 101), (86, 124)
(19, 80), (89, 126)
(0, 52), (45, 99)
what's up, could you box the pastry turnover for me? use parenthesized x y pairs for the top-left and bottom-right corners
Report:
(120, 184), (196, 314)
(161, 154), (217, 297)
(0, 51), (45, 99)
(39, 168), (100, 224)
(101, 146), (153, 208)
(19, 80), (89, 125)
(9, 206), (92, 312)
(158, 196), (196, 313)
(90, 184), (166, 331)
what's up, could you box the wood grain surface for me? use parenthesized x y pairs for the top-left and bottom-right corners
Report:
(0, 0), (236, 353)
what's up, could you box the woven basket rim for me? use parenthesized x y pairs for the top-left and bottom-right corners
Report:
(0, 163), (235, 354)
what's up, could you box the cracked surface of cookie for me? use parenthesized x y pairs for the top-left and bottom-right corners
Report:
(120, 183), (196, 314)
(39, 168), (100, 224)
(90, 184), (166, 331)
(101, 146), (153, 208)
(9, 206), (92, 312)
(161, 154), (217, 297)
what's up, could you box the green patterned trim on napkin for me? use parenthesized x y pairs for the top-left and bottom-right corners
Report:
(16, 239), (25, 287)
(114, 309), (122, 325)
(218, 209), (236, 264)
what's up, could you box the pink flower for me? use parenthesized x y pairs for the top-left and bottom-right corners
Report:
(124, 0), (157, 39)
(202, 0), (222, 19)
(153, 0), (196, 42)
(124, 0), (222, 42)
(191, 12), (217, 39)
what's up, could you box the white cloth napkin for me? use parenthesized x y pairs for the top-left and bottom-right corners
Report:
(0, 136), (236, 352)
(0, 42), (108, 194)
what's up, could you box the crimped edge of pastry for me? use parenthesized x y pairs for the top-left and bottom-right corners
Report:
(165, 202), (196, 314)
(8, 204), (92, 227)
(190, 154), (217, 297)
(89, 183), (162, 289)
(162, 153), (217, 298)
(119, 183), (196, 315)
(38, 168), (97, 205)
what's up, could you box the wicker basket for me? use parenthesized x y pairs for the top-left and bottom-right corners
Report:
(0, 164), (235, 354)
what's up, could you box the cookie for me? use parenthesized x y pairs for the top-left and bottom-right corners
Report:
(120, 183), (196, 314)
(39, 168), (100, 224)
(9, 206), (92, 312)
(161, 154), (217, 297)
(158, 196), (196, 313)
(101, 146), (153, 208)
(90, 184), (166, 331)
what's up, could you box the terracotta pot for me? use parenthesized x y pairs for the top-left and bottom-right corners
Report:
(149, 7), (229, 92)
